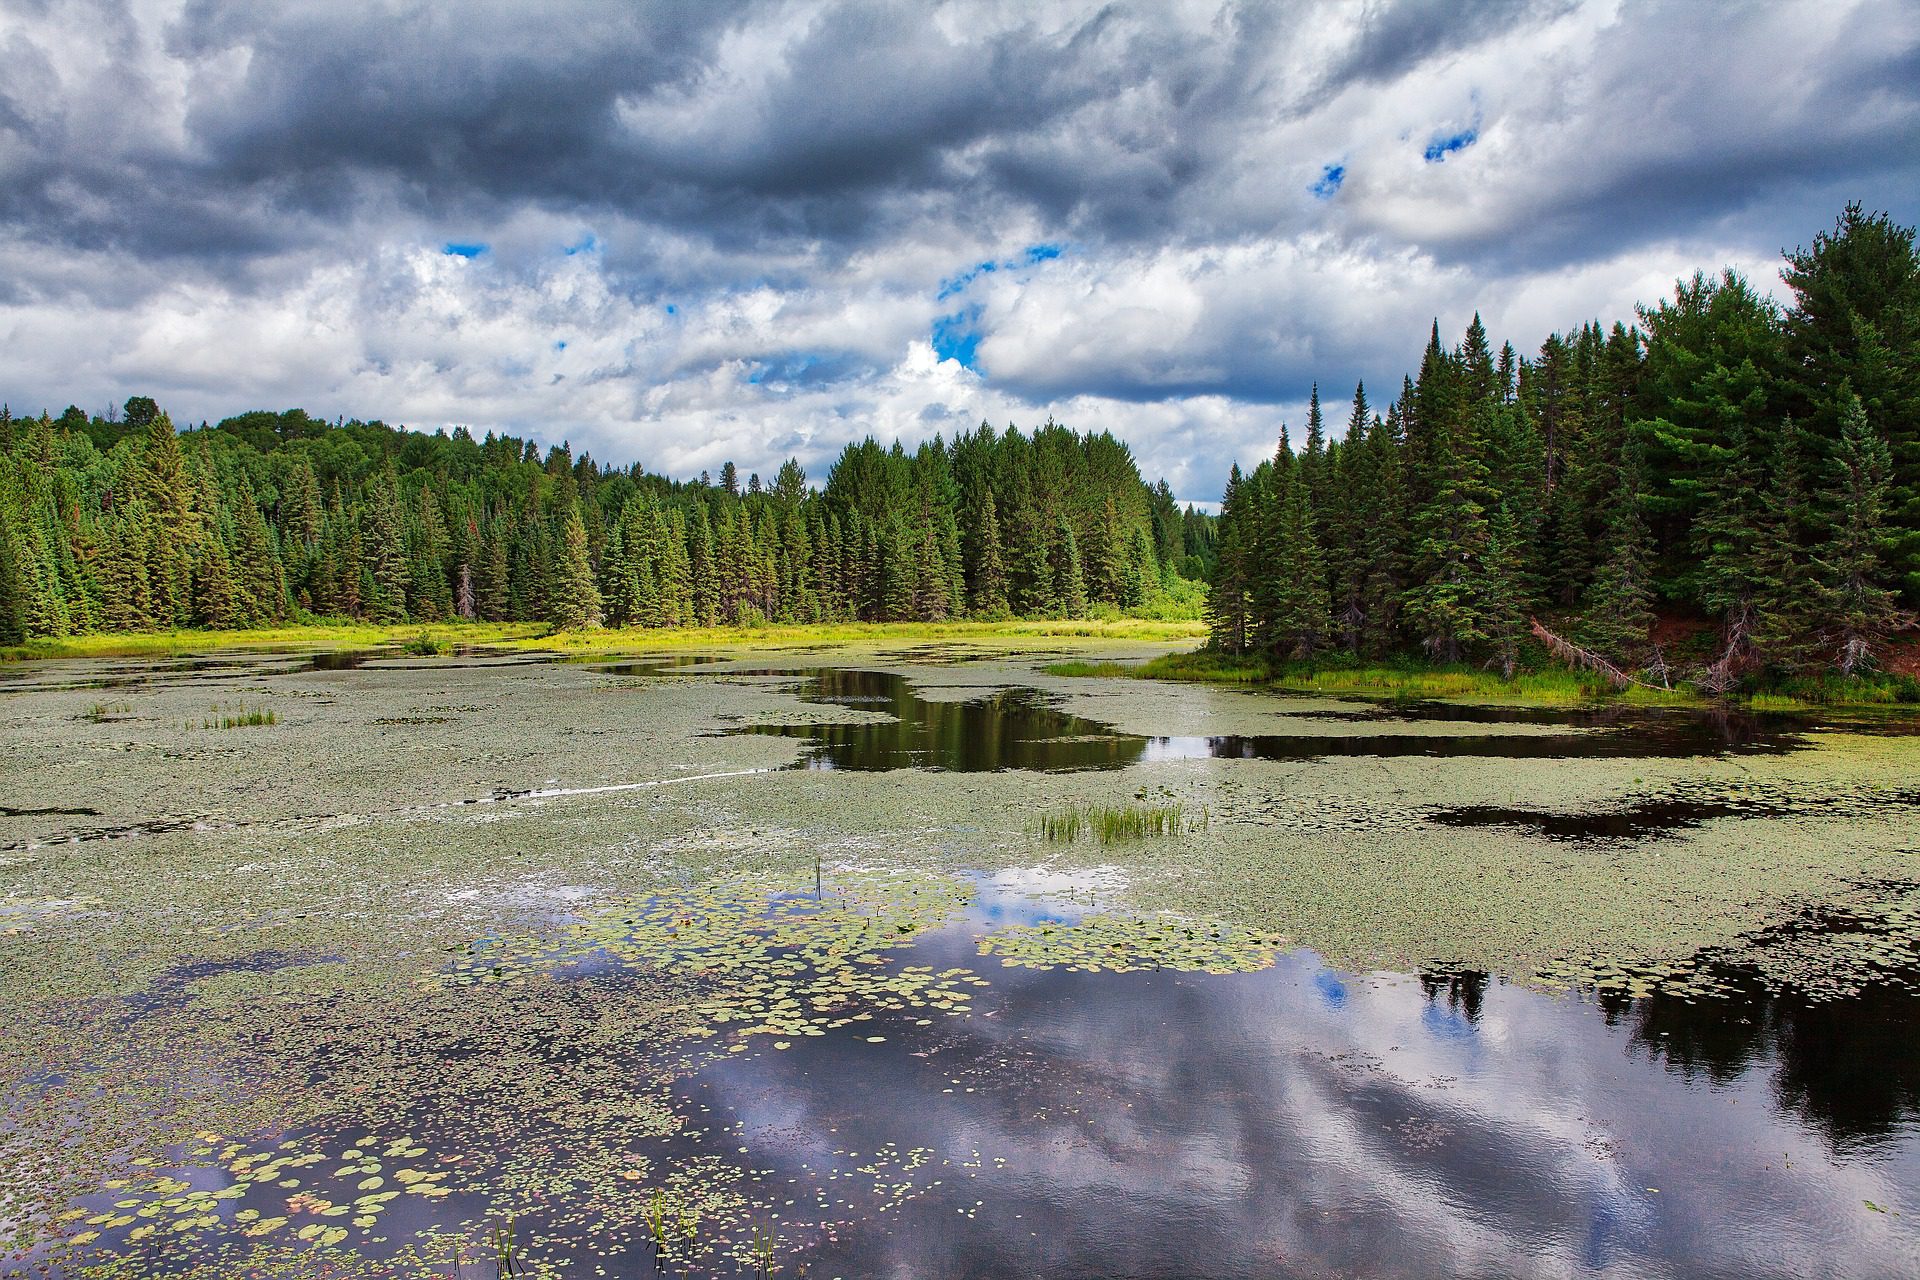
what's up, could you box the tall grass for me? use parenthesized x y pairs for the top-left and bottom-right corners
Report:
(1040, 660), (1139, 678)
(1037, 802), (1206, 844)
(193, 705), (277, 729)
(4, 617), (1207, 663)
(1110, 651), (1699, 704)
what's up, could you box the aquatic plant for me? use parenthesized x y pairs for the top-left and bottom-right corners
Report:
(981, 912), (1287, 974)
(1036, 802), (1204, 844)
(749, 1220), (780, 1277)
(402, 631), (450, 656)
(203, 707), (276, 729)
(489, 1211), (525, 1277)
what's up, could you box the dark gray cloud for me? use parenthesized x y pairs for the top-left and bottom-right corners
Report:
(0, 0), (1915, 500)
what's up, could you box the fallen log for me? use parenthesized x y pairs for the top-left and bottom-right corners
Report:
(1527, 618), (1648, 691)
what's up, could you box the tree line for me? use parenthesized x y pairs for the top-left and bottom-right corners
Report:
(1207, 203), (1919, 687)
(0, 398), (1214, 642)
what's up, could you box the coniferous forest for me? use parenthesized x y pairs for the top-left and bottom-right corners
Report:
(1206, 204), (1920, 688)
(4, 202), (1915, 697)
(0, 404), (1213, 644)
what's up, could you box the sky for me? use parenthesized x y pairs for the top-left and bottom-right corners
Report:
(1, 0), (1916, 505)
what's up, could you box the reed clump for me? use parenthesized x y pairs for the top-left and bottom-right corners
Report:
(1036, 802), (1206, 844)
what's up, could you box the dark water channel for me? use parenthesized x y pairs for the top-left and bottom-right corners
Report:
(717, 667), (1857, 769)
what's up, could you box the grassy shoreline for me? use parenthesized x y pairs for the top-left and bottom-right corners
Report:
(1045, 649), (1920, 709)
(12, 619), (1915, 710)
(0, 616), (1209, 663)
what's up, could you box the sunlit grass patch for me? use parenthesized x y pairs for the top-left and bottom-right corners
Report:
(1115, 650), (1702, 705)
(1039, 660), (1138, 678)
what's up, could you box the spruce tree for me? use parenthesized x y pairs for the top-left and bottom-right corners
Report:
(1579, 444), (1656, 660)
(547, 503), (603, 630)
(1205, 465), (1255, 652)
(972, 490), (1011, 617)
(1052, 519), (1088, 618)
(361, 471), (411, 624)
(1783, 204), (1920, 602)
(1263, 458), (1330, 659)
(1814, 393), (1904, 673)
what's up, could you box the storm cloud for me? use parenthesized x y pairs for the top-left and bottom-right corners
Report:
(1, 0), (1915, 501)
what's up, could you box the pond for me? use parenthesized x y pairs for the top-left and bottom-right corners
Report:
(1, 648), (1917, 1278)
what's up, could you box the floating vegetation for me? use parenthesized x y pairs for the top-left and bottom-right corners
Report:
(980, 912), (1289, 974)
(402, 632), (451, 656)
(434, 869), (990, 1042)
(1035, 802), (1206, 844)
(8, 646), (1920, 1279)
(1532, 881), (1920, 1002)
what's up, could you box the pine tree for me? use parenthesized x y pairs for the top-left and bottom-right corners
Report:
(1007, 494), (1054, 616)
(972, 490), (1010, 617)
(1783, 203), (1920, 603)
(601, 523), (638, 626)
(1579, 444), (1656, 660)
(0, 516), (23, 645)
(547, 503), (603, 629)
(1405, 389), (1496, 663)
(361, 471), (411, 624)
(135, 412), (196, 626)
(193, 534), (243, 629)
(1206, 465), (1256, 652)
(1052, 519), (1088, 618)
(1481, 504), (1529, 679)
(1814, 393), (1904, 673)
(1262, 457), (1330, 659)
(1749, 419), (1820, 675)
(687, 505), (719, 627)
(477, 519), (510, 622)
(231, 475), (286, 624)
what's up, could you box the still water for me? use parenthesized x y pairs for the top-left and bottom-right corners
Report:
(720, 668), (1892, 768)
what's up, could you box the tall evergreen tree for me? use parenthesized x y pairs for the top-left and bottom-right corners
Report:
(1814, 393), (1905, 674)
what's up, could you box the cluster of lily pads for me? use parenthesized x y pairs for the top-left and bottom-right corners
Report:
(433, 868), (991, 1044)
(979, 912), (1292, 975)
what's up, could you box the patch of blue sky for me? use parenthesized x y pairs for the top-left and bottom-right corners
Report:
(1423, 127), (1477, 163)
(563, 233), (598, 256)
(937, 260), (996, 302)
(664, 303), (677, 315)
(931, 310), (982, 368)
(443, 242), (488, 258)
(1311, 164), (1345, 198)
(1024, 242), (1063, 263)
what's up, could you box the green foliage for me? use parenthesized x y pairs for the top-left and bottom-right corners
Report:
(1035, 802), (1204, 844)
(0, 409), (1207, 642)
(1202, 203), (1920, 693)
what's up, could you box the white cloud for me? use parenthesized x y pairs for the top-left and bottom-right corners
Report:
(0, 0), (1913, 505)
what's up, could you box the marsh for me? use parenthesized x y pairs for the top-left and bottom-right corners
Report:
(2, 642), (1917, 1278)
